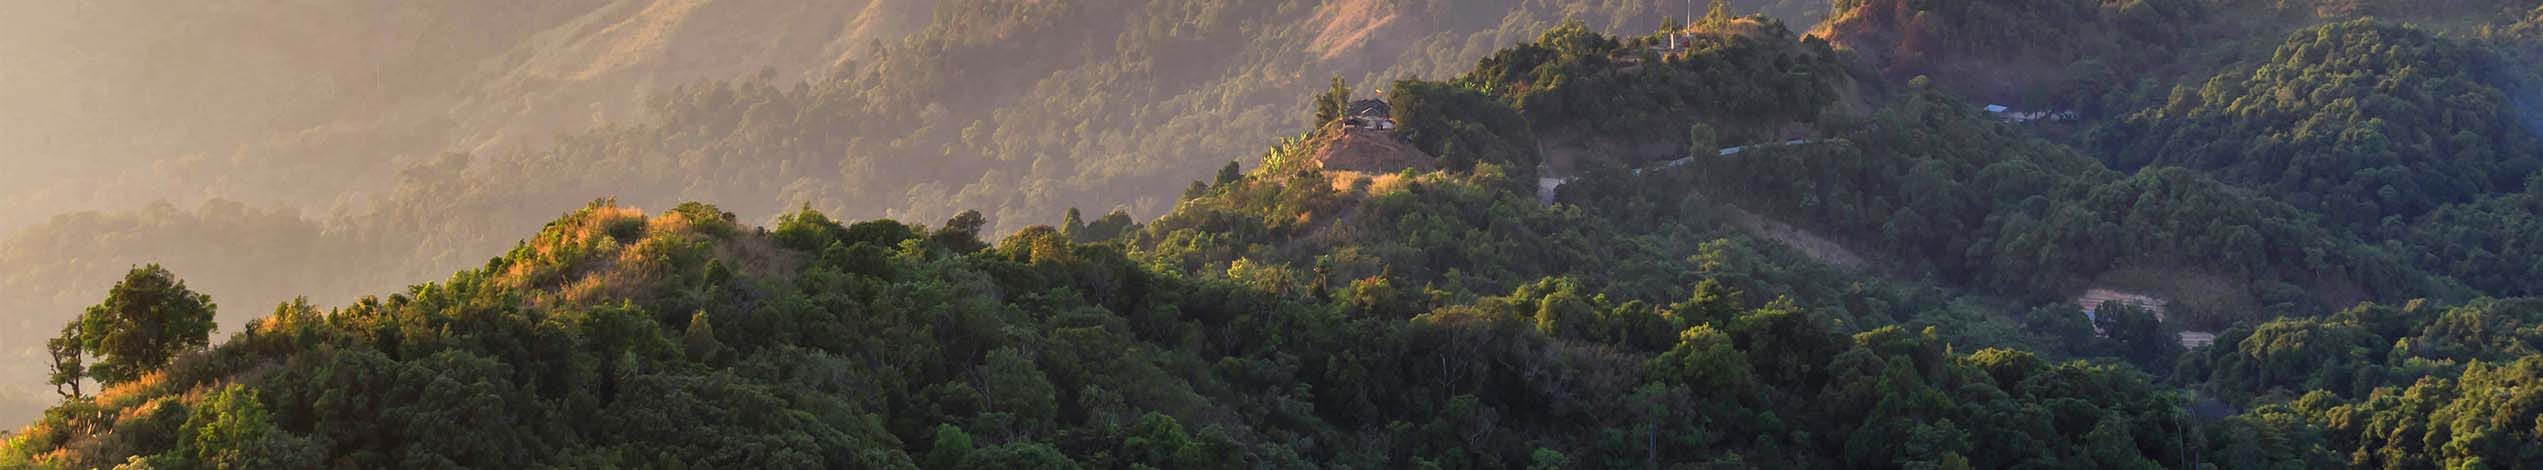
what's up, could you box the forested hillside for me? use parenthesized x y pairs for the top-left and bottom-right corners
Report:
(3, 195), (2200, 468)
(2176, 298), (2543, 467)
(2094, 19), (2539, 227)
(9, 0), (2543, 467)
(0, 0), (1822, 424)
(2069, 11), (2543, 300)
(0, 19), (2171, 469)
(1695, 85), (2454, 325)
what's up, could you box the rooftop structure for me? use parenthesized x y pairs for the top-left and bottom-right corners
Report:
(1343, 98), (1394, 130)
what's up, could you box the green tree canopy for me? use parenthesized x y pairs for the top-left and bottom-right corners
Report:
(74, 264), (219, 386)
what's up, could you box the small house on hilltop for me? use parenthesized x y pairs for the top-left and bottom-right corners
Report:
(1344, 98), (1394, 130)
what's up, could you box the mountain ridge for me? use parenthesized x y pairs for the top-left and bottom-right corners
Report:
(5, 1), (2543, 467)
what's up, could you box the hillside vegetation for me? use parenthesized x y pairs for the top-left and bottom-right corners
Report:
(2093, 19), (2541, 227)
(1814, 0), (2207, 106)
(8, 0), (2543, 467)
(4, 193), (2206, 468)
(0, 0), (1787, 424)
(0, 0), (929, 231)
(2175, 298), (2543, 468)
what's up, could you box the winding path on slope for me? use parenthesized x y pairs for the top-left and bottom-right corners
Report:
(1533, 138), (2222, 349)
(1536, 138), (1840, 204)
(1533, 138), (1869, 271)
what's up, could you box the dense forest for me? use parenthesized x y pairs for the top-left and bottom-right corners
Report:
(9, 0), (2543, 468)
(1, 195), (2201, 468)
(2176, 298), (2543, 468)
(0, 0), (1827, 424)
(2094, 19), (2540, 226)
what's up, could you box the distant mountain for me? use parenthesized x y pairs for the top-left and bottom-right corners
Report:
(0, 0), (929, 233)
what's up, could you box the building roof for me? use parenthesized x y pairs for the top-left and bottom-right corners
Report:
(1983, 104), (2010, 113)
(1348, 98), (1391, 118)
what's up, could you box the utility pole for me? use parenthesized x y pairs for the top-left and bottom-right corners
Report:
(1672, 0), (1690, 50)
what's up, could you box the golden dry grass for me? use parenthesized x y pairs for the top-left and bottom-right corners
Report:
(499, 204), (646, 291)
(1325, 171), (1416, 196)
(513, 204), (805, 307)
(1365, 172), (1414, 194)
(92, 371), (168, 410)
(649, 209), (702, 235)
(1325, 172), (1363, 192)
(112, 396), (177, 425)
(559, 275), (618, 306)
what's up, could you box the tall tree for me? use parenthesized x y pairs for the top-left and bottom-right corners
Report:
(684, 311), (726, 364)
(931, 210), (991, 253)
(1215, 161), (1244, 186)
(73, 264), (219, 386)
(1060, 208), (1087, 242)
(1704, 0), (1734, 28)
(44, 323), (83, 398)
(1688, 123), (1719, 157)
(1315, 75), (1352, 125)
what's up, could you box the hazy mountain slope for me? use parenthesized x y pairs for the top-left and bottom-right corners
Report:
(0, 0), (926, 235)
(449, 0), (935, 152)
(0, 0), (1830, 235)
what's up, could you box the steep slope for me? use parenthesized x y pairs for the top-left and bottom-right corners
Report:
(0, 0), (926, 234)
